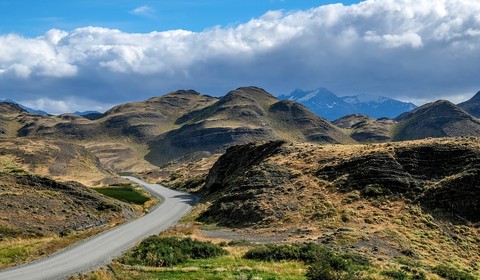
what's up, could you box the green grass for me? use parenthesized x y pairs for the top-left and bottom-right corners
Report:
(113, 236), (306, 279)
(94, 184), (150, 205)
(112, 254), (306, 280)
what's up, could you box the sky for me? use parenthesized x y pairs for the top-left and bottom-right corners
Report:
(0, 0), (479, 114)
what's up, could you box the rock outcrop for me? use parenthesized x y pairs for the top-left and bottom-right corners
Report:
(200, 139), (480, 227)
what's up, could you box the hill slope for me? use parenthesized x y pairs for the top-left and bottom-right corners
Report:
(393, 100), (480, 141)
(146, 87), (351, 166)
(192, 139), (479, 277)
(333, 114), (395, 142)
(458, 90), (480, 118)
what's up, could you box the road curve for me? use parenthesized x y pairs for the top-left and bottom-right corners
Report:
(0, 176), (198, 280)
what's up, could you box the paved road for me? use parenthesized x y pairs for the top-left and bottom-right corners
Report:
(0, 176), (198, 280)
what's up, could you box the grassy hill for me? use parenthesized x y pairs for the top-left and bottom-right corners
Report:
(173, 139), (478, 278)
(393, 100), (480, 141)
(146, 87), (351, 165)
(458, 91), (480, 118)
(333, 114), (395, 142)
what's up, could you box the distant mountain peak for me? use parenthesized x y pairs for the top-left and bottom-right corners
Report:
(281, 88), (417, 120)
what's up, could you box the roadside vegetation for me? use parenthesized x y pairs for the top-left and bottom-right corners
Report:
(244, 243), (371, 280)
(94, 184), (150, 205)
(0, 228), (106, 270)
(120, 236), (227, 267)
(72, 236), (479, 280)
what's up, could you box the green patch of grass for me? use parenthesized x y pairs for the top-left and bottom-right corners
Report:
(112, 254), (306, 280)
(94, 184), (150, 205)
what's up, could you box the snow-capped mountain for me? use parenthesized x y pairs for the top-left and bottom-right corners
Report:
(280, 88), (417, 120)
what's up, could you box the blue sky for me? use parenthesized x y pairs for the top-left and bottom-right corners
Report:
(0, 0), (479, 114)
(0, 0), (361, 37)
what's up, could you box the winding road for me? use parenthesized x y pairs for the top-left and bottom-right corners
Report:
(0, 176), (198, 280)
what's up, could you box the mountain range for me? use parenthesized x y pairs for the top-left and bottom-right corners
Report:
(281, 88), (418, 120)
(0, 87), (479, 168)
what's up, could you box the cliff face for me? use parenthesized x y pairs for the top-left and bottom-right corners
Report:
(199, 141), (288, 226)
(204, 140), (286, 193)
(317, 142), (480, 223)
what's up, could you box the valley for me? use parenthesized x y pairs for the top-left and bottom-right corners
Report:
(0, 86), (479, 279)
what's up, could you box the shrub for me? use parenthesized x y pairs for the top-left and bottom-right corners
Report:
(432, 265), (476, 280)
(381, 270), (409, 280)
(361, 184), (391, 197)
(121, 236), (227, 267)
(244, 244), (300, 261)
(244, 243), (370, 280)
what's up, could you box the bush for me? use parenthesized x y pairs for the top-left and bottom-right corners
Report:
(361, 184), (392, 197)
(381, 270), (409, 280)
(244, 244), (300, 261)
(244, 243), (370, 280)
(121, 236), (227, 267)
(432, 265), (476, 280)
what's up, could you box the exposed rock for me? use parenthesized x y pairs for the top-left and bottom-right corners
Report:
(421, 169), (480, 223)
(204, 140), (286, 193)
(317, 152), (419, 195)
(200, 139), (480, 227)
(199, 141), (289, 226)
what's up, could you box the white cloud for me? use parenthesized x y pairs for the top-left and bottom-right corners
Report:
(130, 5), (155, 18)
(1, 0), (480, 113)
(21, 97), (111, 115)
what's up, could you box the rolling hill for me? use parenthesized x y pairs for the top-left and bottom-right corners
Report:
(393, 100), (480, 141)
(333, 114), (395, 142)
(1, 88), (480, 169)
(458, 90), (480, 118)
(146, 87), (351, 165)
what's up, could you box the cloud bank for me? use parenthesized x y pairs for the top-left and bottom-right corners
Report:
(1, 0), (479, 113)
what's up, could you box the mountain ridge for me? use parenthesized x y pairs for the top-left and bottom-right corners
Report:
(1, 87), (480, 168)
(281, 88), (417, 120)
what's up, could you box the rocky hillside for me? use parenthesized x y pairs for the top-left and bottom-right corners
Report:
(199, 139), (480, 227)
(99, 90), (218, 141)
(192, 139), (479, 276)
(0, 173), (135, 237)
